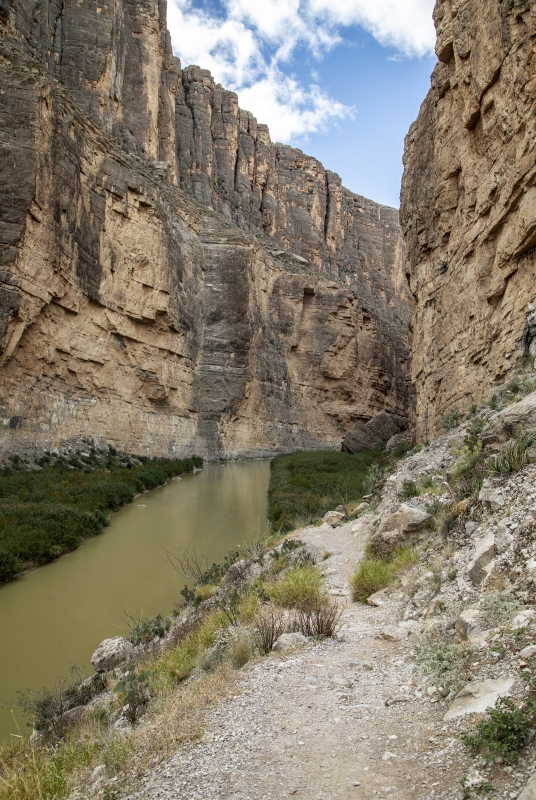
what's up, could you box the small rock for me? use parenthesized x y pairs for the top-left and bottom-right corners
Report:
(496, 524), (514, 554)
(382, 751), (397, 760)
(378, 625), (408, 642)
(367, 589), (388, 607)
(323, 511), (346, 527)
(444, 677), (515, 721)
(519, 772), (536, 799)
(478, 483), (505, 511)
(467, 533), (495, 585)
(455, 608), (487, 642)
(385, 696), (412, 706)
(512, 609), (536, 628)
(91, 764), (106, 783)
(272, 633), (307, 652)
(519, 645), (536, 659)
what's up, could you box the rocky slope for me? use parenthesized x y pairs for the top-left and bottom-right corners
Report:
(0, 0), (411, 460)
(71, 385), (536, 800)
(401, 0), (536, 440)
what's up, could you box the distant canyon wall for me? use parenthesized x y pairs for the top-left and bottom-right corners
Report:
(0, 0), (411, 459)
(401, 0), (536, 439)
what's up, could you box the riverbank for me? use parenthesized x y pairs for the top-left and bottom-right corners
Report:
(0, 444), (202, 583)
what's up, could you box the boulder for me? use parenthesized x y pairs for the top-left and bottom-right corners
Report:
(385, 430), (414, 454)
(481, 391), (536, 445)
(519, 774), (536, 800)
(378, 504), (432, 536)
(342, 421), (383, 453)
(323, 510), (346, 527)
(91, 637), (134, 673)
(467, 533), (495, 585)
(443, 677), (514, 721)
(272, 633), (307, 652)
(455, 608), (487, 642)
(369, 528), (405, 558)
(495, 523), (514, 554)
(478, 480), (505, 511)
(370, 503), (432, 557)
(366, 412), (405, 441)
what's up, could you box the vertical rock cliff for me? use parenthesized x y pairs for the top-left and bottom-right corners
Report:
(0, 0), (411, 459)
(401, 0), (536, 439)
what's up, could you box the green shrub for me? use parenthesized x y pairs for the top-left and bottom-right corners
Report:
(115, 665), (153, 723)
(264, 564), (325, 610)
(464, 418), (485, 453)
(480, 591), (521, 628)
(441, 408), (462, 431)
(350, 546), (417, 603)
(416, 636), (476, 692)
(461, 697), (536, 763)
(486, 431), (536, 475)
(126, 613), (171, 646)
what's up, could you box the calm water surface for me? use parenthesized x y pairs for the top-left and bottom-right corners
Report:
(0, 460), (270, 740)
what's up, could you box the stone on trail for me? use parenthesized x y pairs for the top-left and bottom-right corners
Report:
(455, 608), (488, 642)
(323, 510), (346, 527)
(272, 633), (307, 652)
(367, 589), (388, 607)
(370, 503), (432, 556)
(467, 533), (495, 585)
(520, 645), (536, 659)
(91, 636), (134, 672)
(518, 773), (536, 800)
(443, 677), (514, 721)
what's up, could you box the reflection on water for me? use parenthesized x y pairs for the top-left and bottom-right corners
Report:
(0, 460), (270, 740)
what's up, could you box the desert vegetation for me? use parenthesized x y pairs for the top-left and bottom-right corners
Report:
(0, 447), (202, 582)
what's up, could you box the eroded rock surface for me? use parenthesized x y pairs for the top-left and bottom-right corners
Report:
(401, 0), (536, 439)
(0, 1), (411, 459)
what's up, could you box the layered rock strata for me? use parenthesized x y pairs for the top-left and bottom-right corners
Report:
(401, 0), (536, 439)
(0, 0), (411, 459)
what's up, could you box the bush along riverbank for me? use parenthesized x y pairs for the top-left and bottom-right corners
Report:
(267, 444), (419, 533)
(0, 532), (344, 800)
(0, 443), (203, 582)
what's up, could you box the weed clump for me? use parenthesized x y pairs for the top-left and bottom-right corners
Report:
(264, 564), (325, 610)
(461, 697), (536, 763)
(486, 431), (536, 475)
(349, 546), (418, 603)
(441, 408), (462, 431)
(480, 591), (522, 628)
(416, 635), (477, 692)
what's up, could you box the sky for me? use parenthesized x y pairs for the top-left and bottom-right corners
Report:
(166, 0), (437, 208)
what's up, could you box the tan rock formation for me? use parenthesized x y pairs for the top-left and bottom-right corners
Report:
(0, 0), (411, 459)
(401, 0), (536, 439)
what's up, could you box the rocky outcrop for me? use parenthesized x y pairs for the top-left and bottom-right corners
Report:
(342, 412), (408, 453)
(0, 1), (411, 459)
(401, 0), (536, 439)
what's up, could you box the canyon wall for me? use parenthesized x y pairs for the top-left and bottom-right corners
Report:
(0, 0), (411, 460)
(401, 0), (536, 439)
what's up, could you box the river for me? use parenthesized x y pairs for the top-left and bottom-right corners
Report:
(0, 459), (271, 741)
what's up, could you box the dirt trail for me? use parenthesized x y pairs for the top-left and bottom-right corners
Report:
(125, 520), (469, 800)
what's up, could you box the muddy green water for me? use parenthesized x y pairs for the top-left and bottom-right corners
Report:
(0, 460), (270, 741)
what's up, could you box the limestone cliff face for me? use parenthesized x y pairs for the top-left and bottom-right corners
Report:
(401, 0), (536, 439)
(0, 0), (411, 459)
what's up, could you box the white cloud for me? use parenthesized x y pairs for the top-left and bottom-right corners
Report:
(167, 0), (435, 142)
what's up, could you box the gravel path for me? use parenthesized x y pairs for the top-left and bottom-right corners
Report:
(124, 520), (471, 800)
